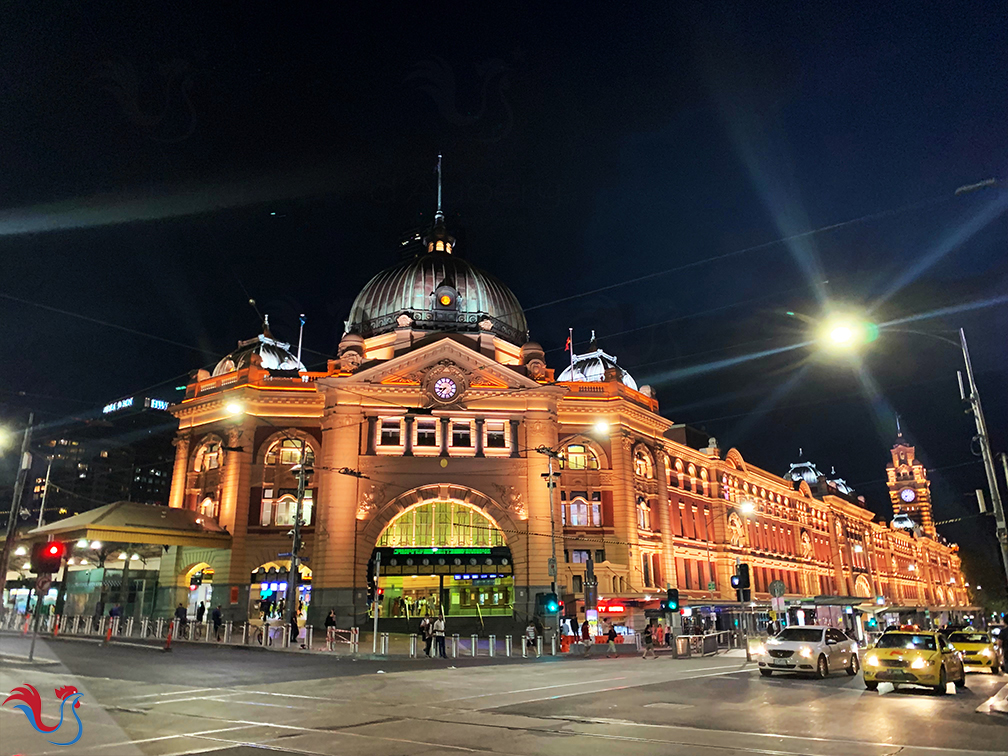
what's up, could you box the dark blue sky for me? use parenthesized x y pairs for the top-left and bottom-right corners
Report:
(2, 3), (1005, 598)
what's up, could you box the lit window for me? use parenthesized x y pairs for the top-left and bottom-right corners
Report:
(380, 418), (401, 446)
(200, 497), (218, 518)
(265, 438), (314, 466)
(451, 421), (471, 447)
(486, 421), (506, 448)
(563, 444), (599, 470)
(572, 549), (590, 563)
(416, 420), (437, 447)
(637, 497), (651, 530)
(195, 441), (221, 471)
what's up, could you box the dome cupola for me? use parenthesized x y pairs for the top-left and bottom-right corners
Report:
(557, 331), (638, 389)
(343, 156), (528, 346)
(212, 317), (305, 377)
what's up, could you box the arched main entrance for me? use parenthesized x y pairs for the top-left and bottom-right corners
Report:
(371, 499), (513, 620)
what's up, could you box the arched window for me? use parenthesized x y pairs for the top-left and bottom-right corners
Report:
(568, 496), (601, 527)
(637, 497), (652, 531)
(613, 576), (620, 593)
(634, 448), (654, 479)
(265, 438), (315, 467)
(563, 444), (599, 470)
(193, 440), (221, 471)
(199, 496), (218, 519)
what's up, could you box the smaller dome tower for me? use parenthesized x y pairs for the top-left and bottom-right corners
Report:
(212, 316), (305, 376)
(557, 331), (638, 389)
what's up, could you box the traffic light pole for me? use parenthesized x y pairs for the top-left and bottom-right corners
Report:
(28, 574), (48, 662)
(537, 447), (562, 640)
(284, 438), (309, 643)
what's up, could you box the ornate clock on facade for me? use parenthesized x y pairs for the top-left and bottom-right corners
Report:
(433, 376), (458, 401)
(424, 363), (467, 405)
(899, 488), (916, 503)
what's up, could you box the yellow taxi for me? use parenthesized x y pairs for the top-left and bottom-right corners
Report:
(863, 630), (966, 693)
(948, 630), (1001, 674)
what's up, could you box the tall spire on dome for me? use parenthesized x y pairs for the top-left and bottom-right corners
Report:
(435, 153), (443, 223)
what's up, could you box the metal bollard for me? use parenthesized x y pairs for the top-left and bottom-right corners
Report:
(73, 615), (81, 634)
(522, 635), (528, 657)
(156, 617), (164, 638)
(451, 633), (459, 658)
(225, 620), (233, 644)
(488, 634), (496, 657)
(125, 617), (134, 637)
(242, 622), (249, 645)
(409, 633), (417, 658)
(380, 632), (389, 655)
(86, 616), (94, 635)
(306, 625), (313, 650)
(204, 621), (212, 643)
(505, 635), (512, 657)
(352, 627), (360, 653)
(471, 634), (478, 657)
(536, 636), (543, 657)
(551, 633), (557, 656)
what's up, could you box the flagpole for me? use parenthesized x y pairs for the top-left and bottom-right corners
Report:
(569, 327), (575, 377)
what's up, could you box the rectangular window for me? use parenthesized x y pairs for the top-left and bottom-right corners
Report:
(684, 559), (691, 590)
(380, 419), (401, 446)
(572, 574), (583, 593)
(486, 421), (506, 448)
(451, 422), (471, 447)
(595, 549), (606, 562)
(572, 550), (590, 563)
(416, 420), (437, 447)
(642, 555), (652, 587)
(570, 500), (589, 526)
(591, 502), (602, 527)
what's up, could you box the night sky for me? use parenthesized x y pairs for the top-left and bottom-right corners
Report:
(2, 5), (1005, 602)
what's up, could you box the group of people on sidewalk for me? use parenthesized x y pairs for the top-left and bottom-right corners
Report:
(419, 614), (447, 657)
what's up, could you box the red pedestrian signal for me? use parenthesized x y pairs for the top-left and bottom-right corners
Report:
(30, 541), (66, 573)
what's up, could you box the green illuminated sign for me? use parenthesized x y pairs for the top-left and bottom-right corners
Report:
(392, 548), (491, 556)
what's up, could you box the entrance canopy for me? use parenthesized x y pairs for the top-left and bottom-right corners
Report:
(29, 501), (231, 549)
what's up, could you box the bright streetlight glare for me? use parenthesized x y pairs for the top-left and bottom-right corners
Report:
(829, 324), (855, 345)
(226, 402), (244, 415)
(740, 500), (756, 514)
(90, 540), (102, 550)
(76, 538), (89, 548)
(14, 546), (26, 556)
(593, 419), (610, 435)
(817, 311), (879, 353)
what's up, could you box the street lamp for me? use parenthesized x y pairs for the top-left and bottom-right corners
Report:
(815, 313), (1007, 591)
(739, 500), (756, 515)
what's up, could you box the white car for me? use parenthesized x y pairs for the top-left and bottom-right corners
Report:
(757, 625), (860, 678)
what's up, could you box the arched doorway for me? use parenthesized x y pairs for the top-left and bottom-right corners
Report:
(371, 499), (513, 620)
(184, 563), (214, 618)
(249, 561), (313, 621)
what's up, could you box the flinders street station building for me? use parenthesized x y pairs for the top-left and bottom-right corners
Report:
(145, 197), (970, 634)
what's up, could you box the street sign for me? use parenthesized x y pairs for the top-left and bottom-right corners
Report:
(35, 575), (51, 594)
(707, 581), (716, 592)
(547, 557), (557, 577)
(771, 596), (785, 613)
(769, 579), (786, 598)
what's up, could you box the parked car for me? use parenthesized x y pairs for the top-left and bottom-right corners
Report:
(756, 625), (859, 678)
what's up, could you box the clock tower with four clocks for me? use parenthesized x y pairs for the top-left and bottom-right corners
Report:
(886, 423), (936, 538)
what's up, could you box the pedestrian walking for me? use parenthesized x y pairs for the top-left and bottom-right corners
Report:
(526, 621), (539, 656)
(606, 624), (618, 658)
(324, 609), (337, 650)
(196, 601), (206, 623)
(642, 623), (656, 659)
(420, 615), (433, 657)
(212, 605), (223, 641)
(581, 619), (592, 657)
(433, 615), (447, 658)
(174, 603), (188, 638)
(290, 613), (301, 647)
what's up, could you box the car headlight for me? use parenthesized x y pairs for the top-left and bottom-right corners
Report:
(981, 648), (993, 658)
(866, 654), (879, 667)
(754, 644), (766, 656)
(911, 657), (933, 669)
(799, 646), (813, 659)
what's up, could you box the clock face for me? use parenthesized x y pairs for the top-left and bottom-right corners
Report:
(433, 376), (458, 401)
(900, 488), (916, 503)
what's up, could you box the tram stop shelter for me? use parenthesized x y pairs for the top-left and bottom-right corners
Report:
(16, 501), (231, 618)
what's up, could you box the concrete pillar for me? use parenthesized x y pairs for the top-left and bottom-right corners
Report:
(609, 432), (639, 587)
(653, 451), (675, 591)
(440, 417), (450, 457)
(474, 418), (485, 458)
(314, 402), (364, 627)
(365, 417), (377, 456)
(403, 416), (414, 457)
(509, 420), (520, 458)
(522, 408), (558, 610)
(168, 433), (191, 509)
(221, 420), (255, 596)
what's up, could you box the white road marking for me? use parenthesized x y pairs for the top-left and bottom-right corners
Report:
(440, 675), (628, 702)
(119, 687), (221, 700)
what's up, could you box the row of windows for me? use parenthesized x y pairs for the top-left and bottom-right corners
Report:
(377, 418), (510, 452)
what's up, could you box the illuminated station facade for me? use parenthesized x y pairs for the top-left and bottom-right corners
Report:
(164, 207), (970, 631)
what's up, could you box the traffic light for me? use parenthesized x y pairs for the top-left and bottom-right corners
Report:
(30, 541), (66, 574)
(544, 593), (560, 613)
(736, 563), (750, 589)
(661, 588), (679, 612)
(866, 616), (878, 629)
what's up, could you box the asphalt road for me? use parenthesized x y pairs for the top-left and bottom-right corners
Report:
(2, 633), (1006, 756)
